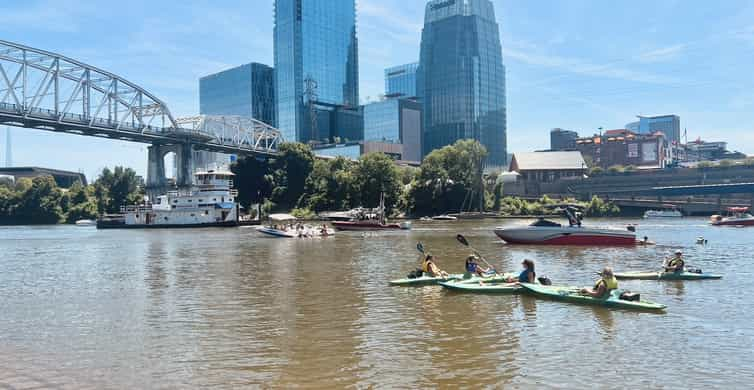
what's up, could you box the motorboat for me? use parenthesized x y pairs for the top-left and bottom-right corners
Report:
(431, 214), (458, 221)
(332, 194), (411, 231)
(74, 219), (96, 226)
(711, 207), (754, 226)
(255, 214), (335, 238)
(644, 205), (682, 218)
(493, 204), (636, 246)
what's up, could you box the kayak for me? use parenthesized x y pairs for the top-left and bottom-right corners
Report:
(615, 271), (722, 281)
(440, 279), (521, 293)
(389, 274), (464, 286)
(519, 283), (666, 312)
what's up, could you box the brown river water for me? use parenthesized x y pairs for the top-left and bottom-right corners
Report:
(1, 218), (753, 389)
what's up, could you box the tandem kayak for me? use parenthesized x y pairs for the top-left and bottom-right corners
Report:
(440, 279), (521, 293)
(519, 283), (666, 312)
(389, 274), (464, 286)
(615, 271), (722, 281)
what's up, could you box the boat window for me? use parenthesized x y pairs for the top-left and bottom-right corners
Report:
(187, 200), (192, 203)
(204, 211), (209, 215)
(173, 200), (178, 204)
(164, 217), (168, 221)
(213, 198), (217, 201)
(171, 205), (176, 209)
(191, 214), (195, 217)
(199, 200), (204, 203)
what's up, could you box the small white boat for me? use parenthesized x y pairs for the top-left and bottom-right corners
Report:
(74, 219), (96, 226)
(644, 205), (682, 218)
(431, 215), (458, 221)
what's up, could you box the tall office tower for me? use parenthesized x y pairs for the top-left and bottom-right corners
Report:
(418, 0), (507, 167)
(197, 63), (276, 170)
(385, 62), (419, 98)
(635, 115), (681, 144)
(274, 0), (359, 143)
(550, 128), (579, 151)
(200, 63), (276, 126)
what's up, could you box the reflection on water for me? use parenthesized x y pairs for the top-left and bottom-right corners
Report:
(1, 218), (754, 388)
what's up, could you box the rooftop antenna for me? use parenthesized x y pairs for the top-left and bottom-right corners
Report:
(4, 126), (11, 167)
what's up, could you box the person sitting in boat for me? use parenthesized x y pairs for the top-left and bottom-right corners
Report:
(580, 267), (618, 298)
(506, 259), (536, 283)
(320, 224), (330, 237)
(465, 256), (490, 277)
(422, 255), (449, 278)
(664, 250), (685, 273)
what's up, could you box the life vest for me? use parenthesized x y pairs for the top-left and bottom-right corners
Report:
(668, 257), (684, 268)
(594, 276), (618, 291)
(422, 259), (432, 273)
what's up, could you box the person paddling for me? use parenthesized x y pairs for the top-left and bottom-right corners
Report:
(465, 255), (491, 277)
(422, 255), (449, 278)
(506, 259), (536, 284)
(664, 250), (685, 273)
(580, 267), (618, 298)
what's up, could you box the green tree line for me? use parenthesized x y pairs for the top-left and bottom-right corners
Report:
(0, 166), (143, 225)
(231, 139), (619, 218)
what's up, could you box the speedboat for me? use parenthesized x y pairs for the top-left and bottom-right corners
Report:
(493, 204), (636, 246)
(711, 207), (754, 226)
(431, 214), (458, 221)
(256, 214), (334, 238)
(74, 219), (96, 226)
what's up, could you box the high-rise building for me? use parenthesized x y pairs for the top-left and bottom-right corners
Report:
(197, 63), (276, 170)
(274, 0), (359, 143)
(550, 128), (579, 151)
(385, 62), (419, 98)
(199, 62), (276, 126)
(631, 115), (681, 144)
(363, 98), (423, 162)
(418, 0), (507, 167)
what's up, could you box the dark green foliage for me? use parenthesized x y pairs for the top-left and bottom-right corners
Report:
(94, 166), (142, 213)
(270, 142), (315, 210)
(231, 156), (273, 211)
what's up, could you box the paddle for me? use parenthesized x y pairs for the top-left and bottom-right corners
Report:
(456, 234), (498, 275)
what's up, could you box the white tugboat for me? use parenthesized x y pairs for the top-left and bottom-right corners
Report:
(97, 170), (239, 229)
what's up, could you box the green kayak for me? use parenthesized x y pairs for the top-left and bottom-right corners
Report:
(440, 278), (521, 293)
(615, 271), (722, 281)
(520, 283), (666, 312)
(389, 274), (464, 286)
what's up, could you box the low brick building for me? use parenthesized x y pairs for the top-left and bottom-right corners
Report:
(576, 129), (670, 169)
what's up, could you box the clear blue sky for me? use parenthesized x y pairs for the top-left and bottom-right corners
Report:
(2, 0), (753, 180)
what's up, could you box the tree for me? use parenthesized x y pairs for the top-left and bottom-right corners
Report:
(406, 139), (488, 215)
(231, 156), (273, 211)
(353, 153), (402, 212)
(270, 142), (315, 210)
(12, 176), (65, 224)
(303, 157), (357, 212)
(95, 166), (142, 213)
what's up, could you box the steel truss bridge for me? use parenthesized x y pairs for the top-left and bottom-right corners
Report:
(0, 39), (283, 189)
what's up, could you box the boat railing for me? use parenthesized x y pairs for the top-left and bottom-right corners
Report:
(121, 205), (153, 213)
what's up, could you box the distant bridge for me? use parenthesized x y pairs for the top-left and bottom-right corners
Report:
(0, 39), (282, 193)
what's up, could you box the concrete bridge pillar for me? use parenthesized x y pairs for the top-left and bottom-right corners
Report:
(146, 143), (196, 200)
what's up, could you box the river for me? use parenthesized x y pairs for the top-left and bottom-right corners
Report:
(1, 218), (753, 389)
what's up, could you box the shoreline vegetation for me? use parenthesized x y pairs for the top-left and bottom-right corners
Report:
(0, 141), (621, 226)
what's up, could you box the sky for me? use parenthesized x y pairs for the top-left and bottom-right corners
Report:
(2, 0), (754, 180)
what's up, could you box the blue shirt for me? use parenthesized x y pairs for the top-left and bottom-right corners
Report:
(518, 269), (533, 283)
(466, 262), (478, 273)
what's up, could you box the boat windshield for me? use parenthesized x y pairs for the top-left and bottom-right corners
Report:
(530, 218), (562, 227)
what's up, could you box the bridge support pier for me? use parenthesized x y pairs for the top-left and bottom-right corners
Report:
(146, 143), (195, 200)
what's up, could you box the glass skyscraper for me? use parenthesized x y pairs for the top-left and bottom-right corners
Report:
(418, 0), (507, 167)
(636, 115), (681, 144)
(274, 0), (359, 143)
(364, 98), (422, 162)
(385, 62), (419, 98)
(199, 62), (276, 126)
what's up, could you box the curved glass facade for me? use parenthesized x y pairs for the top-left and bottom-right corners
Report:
(418, 0), (507, 167)
(274, 0), (359, 142)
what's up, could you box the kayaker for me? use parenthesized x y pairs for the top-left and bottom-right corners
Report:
(664, 250), (685, 273)
(465, 255), (490, 277)
(422, 255), (449, 278)
(506, 259), (536, 283)
(580, 267), (618, 298)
